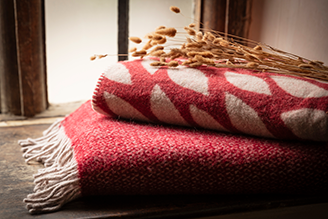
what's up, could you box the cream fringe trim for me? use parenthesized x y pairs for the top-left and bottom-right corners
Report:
(18, 119), (81, 214)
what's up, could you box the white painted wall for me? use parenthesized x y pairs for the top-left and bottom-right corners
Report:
(249, 0), (328, 64)
(129, 0), (193, 58)
(45, 0), (118, 104)
(45, 0), (193, 103)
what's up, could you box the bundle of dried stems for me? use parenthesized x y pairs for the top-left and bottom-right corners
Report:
(94, 6), (328, 82)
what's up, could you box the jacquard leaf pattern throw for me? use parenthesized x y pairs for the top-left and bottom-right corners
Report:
(20, 101), (328, 214)
(92, 59), (328, 141)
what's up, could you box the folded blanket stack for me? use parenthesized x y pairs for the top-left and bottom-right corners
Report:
(20, 59), (328, 213)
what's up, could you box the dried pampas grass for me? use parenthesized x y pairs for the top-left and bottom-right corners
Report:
(91, 6), (328, 82)
(155, 28), (177, 38)
(170, 6), (180, 14)
(129, 36), (142, 44)
(90, 54), (107, 61)
(125, 6), (328, 82)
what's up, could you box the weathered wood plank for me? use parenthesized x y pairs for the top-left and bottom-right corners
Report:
(0, 0), (22, 115)
(227, 0), (248, 39)
(0, 125), (46, 219)
(201, 0), (252, 42)
(0, 0), (47, 117)
(15, 0), (48, 116)
(202, 0), (226, 33)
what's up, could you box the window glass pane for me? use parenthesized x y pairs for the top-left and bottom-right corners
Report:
(45, 0), (118, 103)
(129, 0), (193, 59)
(46, 0), (193, 104)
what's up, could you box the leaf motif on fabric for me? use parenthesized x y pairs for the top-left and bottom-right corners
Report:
(271, 75), (328, 98)
(167, 67), (209, 95)
(225, 72), (271, 95)
(225, 92), (274, 138)
(103, 91), (150, 121)
(189, 104), (227, 132)
(151, 84), (189, 126)
(104, 63), (132, 84)
(281, 108), (328, 141)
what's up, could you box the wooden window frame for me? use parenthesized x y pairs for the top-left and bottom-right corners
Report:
(0, 0), (250, 117)
(0, 0), (48, 117)
(199, 0), (252, 41)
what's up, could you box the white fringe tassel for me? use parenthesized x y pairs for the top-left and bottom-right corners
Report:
(18, 119), (81, 214)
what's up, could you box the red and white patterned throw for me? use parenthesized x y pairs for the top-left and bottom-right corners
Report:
(92, 59), (328, 141)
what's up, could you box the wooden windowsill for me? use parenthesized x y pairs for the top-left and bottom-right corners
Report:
(1, 101), (328, 218)
(0, 100), (85, 127)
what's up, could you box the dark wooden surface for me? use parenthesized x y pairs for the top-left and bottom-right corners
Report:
(1, 124), (328, 219)
(0, 0), (47, 117)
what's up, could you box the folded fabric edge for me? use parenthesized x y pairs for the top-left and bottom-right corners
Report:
(92, 73), (111, 117)
(18, 119), (81, 214)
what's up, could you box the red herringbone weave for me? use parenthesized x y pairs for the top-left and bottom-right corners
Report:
(92, 59), (328, 141)
(21, 100), (328, 213)
(70, 101), (328, 196)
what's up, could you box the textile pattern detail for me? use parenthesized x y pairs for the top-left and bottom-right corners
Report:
(92, 59), (328, 141)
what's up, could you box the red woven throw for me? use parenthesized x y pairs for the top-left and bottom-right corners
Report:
(20, 100), (328, 213)
(92, 59), (328, 141)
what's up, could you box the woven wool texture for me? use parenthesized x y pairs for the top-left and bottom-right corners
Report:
(92, 59), (328, 141)
(67, 101), (328, 196)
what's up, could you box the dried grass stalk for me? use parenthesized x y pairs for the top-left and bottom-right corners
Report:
(90, 55), (97, 61)
(98, 54), (107, 59)
(142, 40), (153, 50)
(170, 6), (180, 13)
(155, 28), (177, 37)
(132, 50), (147, 57)
(129, 47), (137, 53)
(184, 27), (196, 36)
(156, 26), (166, 30)
(90, 54), (108, 61)
(125, 6), (328, 82)
(168, 61), (179, 67)
(150, 50), (166, 57)
(150, 46), (164, 53)
(129, 36), (142, 44)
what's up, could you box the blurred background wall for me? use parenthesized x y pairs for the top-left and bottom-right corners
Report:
(249, 0), (328, 65)
(45, 0), (193, 103)
(45, 0), (328, 104)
